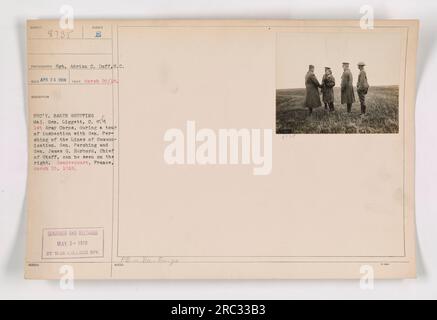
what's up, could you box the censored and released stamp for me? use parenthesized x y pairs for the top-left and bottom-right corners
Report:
(42, 227), (104, 259)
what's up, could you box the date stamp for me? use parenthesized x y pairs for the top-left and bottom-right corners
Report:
(42, 227), (104, 259)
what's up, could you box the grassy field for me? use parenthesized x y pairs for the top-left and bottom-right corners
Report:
(276, 86), (399, 134)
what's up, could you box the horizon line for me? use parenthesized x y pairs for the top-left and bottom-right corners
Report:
(277, 84), (399, 91)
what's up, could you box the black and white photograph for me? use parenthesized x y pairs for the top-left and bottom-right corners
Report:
(276, 31), (403, 134)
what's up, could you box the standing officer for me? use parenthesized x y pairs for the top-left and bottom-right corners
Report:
(357, 62), (370, 115)
(321, 67), (336, 112)
(304, 65), (322, 116)
(341, 62), (355, 113)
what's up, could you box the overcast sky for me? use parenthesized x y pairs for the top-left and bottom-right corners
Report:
(276, 30), (403, 89)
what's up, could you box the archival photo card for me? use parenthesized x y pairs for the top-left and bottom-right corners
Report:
(25, 20), (418, 280)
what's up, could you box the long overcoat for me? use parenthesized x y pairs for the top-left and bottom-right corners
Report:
(357, 70), (369, 94)
(341, 69), (356, 104)
(304, 71), (322, 109)
(321, 74), (336, 104)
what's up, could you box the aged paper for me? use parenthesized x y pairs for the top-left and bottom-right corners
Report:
(25, 20), (418, 279)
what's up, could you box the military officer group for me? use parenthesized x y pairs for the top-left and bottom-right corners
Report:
(304, 62), (370, 116)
